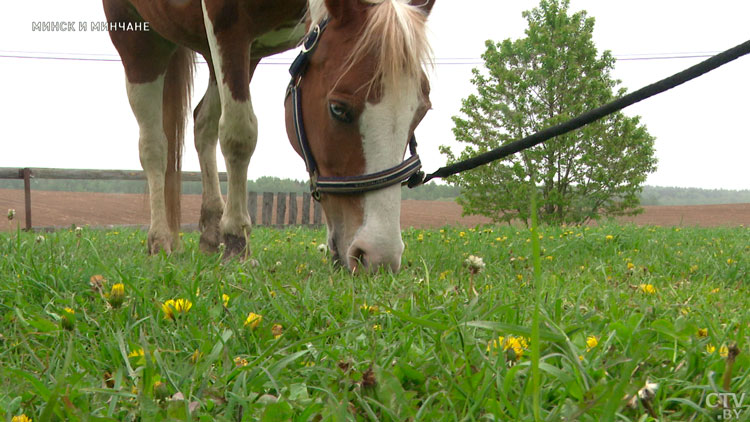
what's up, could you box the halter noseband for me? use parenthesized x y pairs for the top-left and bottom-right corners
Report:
(287, 18), (424, 200)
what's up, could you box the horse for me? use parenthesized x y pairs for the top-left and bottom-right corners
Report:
(103, 0), (435, 272)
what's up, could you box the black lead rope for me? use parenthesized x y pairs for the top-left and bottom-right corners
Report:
(409, 39), (750, 188)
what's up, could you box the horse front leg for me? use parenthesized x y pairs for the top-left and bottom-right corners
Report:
(202, 0), (258, 258)
(193, 76), (224, 253)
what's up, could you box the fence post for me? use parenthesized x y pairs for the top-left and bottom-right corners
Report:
(22, 168), (32, 231)
(248, 191), (257, 225)
(288, 192), (298, 225)
(313, 199), (322, 226)
(262, 192), (273, 226)
(276, 192), (287, 227)
(302, 193), (311, 225)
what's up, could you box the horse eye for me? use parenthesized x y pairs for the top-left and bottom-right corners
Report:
(329, 102), (353, 123)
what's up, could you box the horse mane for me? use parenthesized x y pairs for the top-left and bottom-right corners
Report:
(309, 0), (432, 94)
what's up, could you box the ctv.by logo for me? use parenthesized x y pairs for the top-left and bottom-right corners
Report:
(706, 393), (746, 420)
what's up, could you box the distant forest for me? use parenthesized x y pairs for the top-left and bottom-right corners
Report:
(1, 177), (748, 205)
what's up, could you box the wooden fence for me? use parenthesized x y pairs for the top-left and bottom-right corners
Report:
(0, 167), (322, 230)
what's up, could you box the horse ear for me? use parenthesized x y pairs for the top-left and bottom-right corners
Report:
(324, 0), (356, 21)
(411, 0), (436, 15)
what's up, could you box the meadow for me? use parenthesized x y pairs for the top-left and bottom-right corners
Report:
(0, 221), (748, 421)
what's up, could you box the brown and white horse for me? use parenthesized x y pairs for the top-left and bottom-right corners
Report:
(104, 0), (434, 272)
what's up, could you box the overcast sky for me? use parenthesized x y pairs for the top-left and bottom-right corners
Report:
(1, 1), (749, 190)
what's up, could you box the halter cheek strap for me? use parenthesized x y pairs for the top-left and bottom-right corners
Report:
(287, 18), (425, 200)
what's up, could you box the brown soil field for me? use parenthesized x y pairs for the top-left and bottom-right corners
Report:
(1, 189), (749, 231)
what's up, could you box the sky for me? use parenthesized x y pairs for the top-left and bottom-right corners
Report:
(1, 1), (749, 190)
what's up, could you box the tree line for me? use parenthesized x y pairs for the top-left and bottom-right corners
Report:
(0, 177), (748, 205)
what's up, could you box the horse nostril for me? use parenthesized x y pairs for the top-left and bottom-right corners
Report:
(348, 246), (368, 273)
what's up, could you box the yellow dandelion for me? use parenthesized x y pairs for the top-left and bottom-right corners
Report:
(720, 345), (729, 358)
(578, 355), (585, 361)
(586, 335), (599, 351)
(360, 302), (379, 314)
(12, 415), (32, 422)
(697, 328), (708, 338)
(605, 235), (614, 241)
(417, 233), (424, 242)
(627, 262), (635, 270)
(222, 294), (230, 307)
(516, 274), (523, 282)
(128, 348), (144, 358)
(459, 231), (466, 237)
(108, 283), (125, 308)
(234, 356), (249, 367)
(706, 344), (716, 354)
(245, 312), (262, 330)
(190, 350), (203, 363)
(372, 324), (382, 331)
(162, 300), (176, 320)
(487, 335), (529, 359)
(638, 284), (656, 294)
(727, 259), (735, 265)
(710, 287), (720, 294)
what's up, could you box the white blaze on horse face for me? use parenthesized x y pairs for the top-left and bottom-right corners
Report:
(349, 80), (421, 271)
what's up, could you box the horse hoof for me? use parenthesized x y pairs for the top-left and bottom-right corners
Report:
(199, 232), (221, 253)
(148, 235), (173, 255)
(221, 233), (248, 259)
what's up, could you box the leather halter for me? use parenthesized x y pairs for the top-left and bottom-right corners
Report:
(287, 18), (424, 200)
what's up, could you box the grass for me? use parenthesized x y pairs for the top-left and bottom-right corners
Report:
(0, 221), (748, 421)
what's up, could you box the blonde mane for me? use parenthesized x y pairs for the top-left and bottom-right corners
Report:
(308, 0), (432, 94)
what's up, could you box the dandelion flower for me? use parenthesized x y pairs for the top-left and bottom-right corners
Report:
(162, 298), (192, 320)
(128, 348), (144, 358)
(245, 312), (262, 329)
(720, 345), (729, 358)
(627, 262), (635, 270)
(11, 415), (31, 422)
(61, 307), (76, 331)
(605, 235), (614, 241)
(360, 302), (379, 314)
(372, 324), (382, 331)
(222, 294), (230, 307)
(697, 328), (708, 338)
(153, 381), (169, 401)
(234, 356), (249, 367)
(586, 335), (598, 351)
(706, 344), (716, 354)
(487, 335), (529, 360)
(638, 284), (656, 294)
(108, 283), (125, 308)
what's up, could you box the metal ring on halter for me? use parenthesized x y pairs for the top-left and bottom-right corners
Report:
(301, 24), (322, 53)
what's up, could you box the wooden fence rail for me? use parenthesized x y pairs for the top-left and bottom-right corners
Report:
(0, 167), (322, 230)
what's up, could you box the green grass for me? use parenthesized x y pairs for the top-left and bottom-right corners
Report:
(0, 222), (748, 421)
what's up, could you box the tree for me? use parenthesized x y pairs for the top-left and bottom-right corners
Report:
(441, 0), (657, 225)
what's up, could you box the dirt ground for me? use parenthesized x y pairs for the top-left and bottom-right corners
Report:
(1, 189), (749, 231)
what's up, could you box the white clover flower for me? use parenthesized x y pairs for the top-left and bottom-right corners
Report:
(75, 226), (83, 237)
(36, 235), (45, 243)
(7, 209), (16, 221)
(317, 243), (328, 253)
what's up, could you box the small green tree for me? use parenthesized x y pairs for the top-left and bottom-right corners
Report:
(441, 0), (657, 225)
